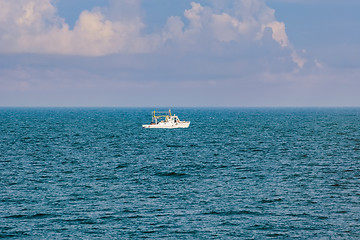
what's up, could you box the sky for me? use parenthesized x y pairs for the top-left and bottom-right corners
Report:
(0, 0), (359, 107)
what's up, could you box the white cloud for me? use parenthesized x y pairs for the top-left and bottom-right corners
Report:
(0, 0), (306, 67)
(162, 1), (306, 67)
(162, 1), (260, 44)
(258, 21), (306, 68)
(0, 0), (155, 56)
(291, 51), (306, 68)
(261, 21), (289, 47)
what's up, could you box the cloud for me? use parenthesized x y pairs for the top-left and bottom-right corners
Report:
(2, 58), (359, 107)
(0, 0), (157, 56)
(261, 21), (289, 47)
(258, 21), (306, 68)
(162, 1), (306, 67)
(0, 0), (306, 67)
(163, 2), (260, 44)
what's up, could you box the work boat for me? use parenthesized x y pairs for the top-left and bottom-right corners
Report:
(142, 110), (190, 129)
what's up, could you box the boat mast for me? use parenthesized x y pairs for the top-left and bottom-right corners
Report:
(152, 110), (157, 124)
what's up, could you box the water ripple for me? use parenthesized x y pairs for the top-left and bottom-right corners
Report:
(1, 107), (360, 238)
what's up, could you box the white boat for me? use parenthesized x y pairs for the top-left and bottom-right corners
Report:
(142, 109), (190, 129)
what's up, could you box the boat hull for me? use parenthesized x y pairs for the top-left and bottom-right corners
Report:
(142, 121), (190, 129)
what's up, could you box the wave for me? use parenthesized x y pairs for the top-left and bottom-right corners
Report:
(155, 171), (188, 177)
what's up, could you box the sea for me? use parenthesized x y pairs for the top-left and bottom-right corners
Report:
(1, 107), (360, 239)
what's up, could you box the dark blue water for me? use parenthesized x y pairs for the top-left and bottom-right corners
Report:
(1, 108), (360, 239)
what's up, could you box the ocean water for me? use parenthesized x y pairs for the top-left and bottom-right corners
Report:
(1, 108), (360, 239)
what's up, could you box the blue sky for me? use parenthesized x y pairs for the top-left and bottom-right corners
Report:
(0, 0), (359, 107)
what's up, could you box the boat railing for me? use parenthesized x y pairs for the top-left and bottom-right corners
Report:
(152, 110), (172, 118)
